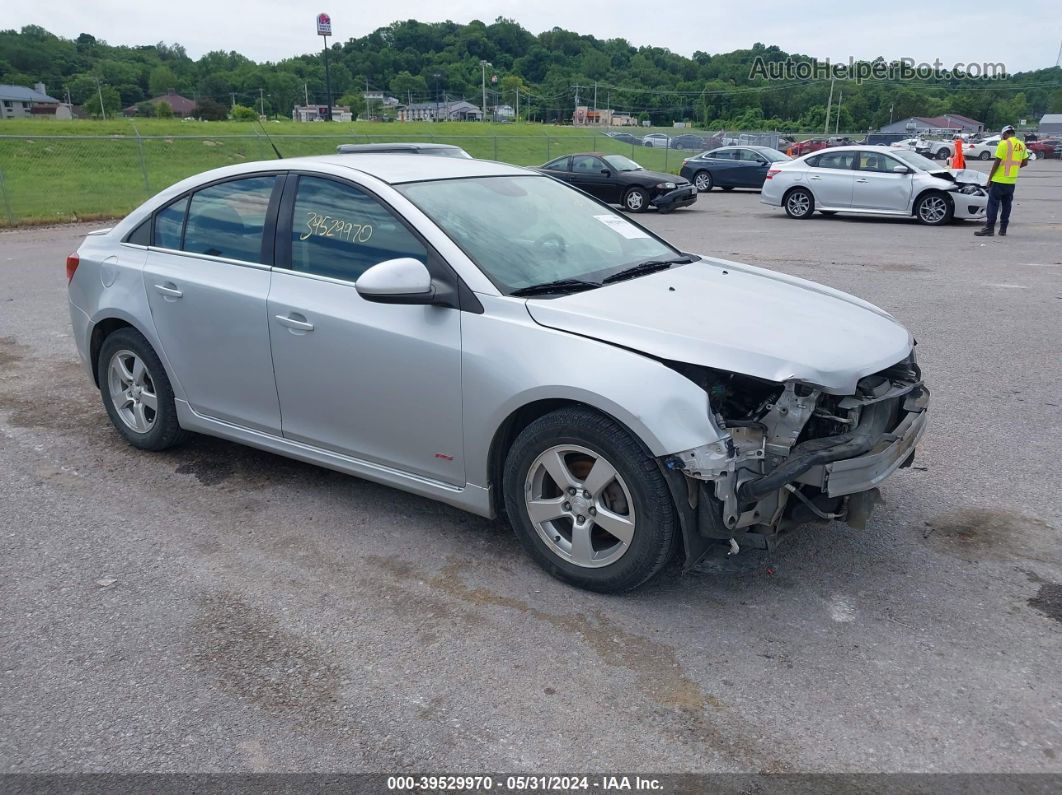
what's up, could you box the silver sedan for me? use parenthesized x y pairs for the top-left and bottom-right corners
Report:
(67, 154), (928, 592)
(760, 145), (988, 225)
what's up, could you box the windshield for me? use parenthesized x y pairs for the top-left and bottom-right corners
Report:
(891, 149), (943, 172)
(602, 155), (643, 171)
(398, 175), (680, 292)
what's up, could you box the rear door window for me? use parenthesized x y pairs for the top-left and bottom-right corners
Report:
(181, 176), (277, 263)
(814, 152), (858, 170)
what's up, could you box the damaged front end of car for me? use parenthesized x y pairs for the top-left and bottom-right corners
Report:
(661, 354), (929, 567)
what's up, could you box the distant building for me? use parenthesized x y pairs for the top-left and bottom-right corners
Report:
(1038, 114), (1062, 135)
(123, 92), (196, 118)
(1, 83), (61, 119)
(492, 104), (515, 121)
(363, 91), (400, 108)
(397, 100), (483, 122)
(878, 114), (984, 135)
(573, 106), (636, 127)
(292, 104), (353, 122)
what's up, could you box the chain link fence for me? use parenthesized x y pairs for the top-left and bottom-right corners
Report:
(0, 128), (860, 226)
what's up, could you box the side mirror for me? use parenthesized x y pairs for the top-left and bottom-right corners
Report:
(356, 257), (435, 305)
(600, 168), (612, 177)
(892, 165), (911, 174)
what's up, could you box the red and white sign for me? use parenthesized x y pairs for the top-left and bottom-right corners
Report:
(316, 13), (331, 36)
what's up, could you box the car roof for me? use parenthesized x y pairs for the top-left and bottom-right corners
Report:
(253, 153), (530, 184)
(335, 142), (466, 154)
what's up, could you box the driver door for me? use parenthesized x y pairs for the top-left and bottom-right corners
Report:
(266, 173), (464, 485)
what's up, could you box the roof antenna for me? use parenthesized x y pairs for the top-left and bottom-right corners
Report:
(255, 118), (284, 159)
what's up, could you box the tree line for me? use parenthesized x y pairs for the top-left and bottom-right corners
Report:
(1, 21), (1059, 130)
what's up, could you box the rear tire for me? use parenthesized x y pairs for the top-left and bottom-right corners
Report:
(693, 170), (713, 192)
(783, 187), (815, 219)
(979, 151), (991, 160)
(97, 328), (187, 451)
(503, 407), (677, 593)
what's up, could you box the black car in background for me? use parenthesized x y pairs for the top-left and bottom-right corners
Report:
(679, 145), (790, 192)
(538, 152), (697, 213)
(669, 134), (709, 150)
(605, 131), (643, 145)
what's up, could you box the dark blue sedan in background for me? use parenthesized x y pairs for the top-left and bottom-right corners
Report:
(680, 146), (790, 192)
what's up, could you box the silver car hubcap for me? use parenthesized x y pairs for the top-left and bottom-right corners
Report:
(695, 173), (710, 190)
(787, 192), (810, 215)
(524, 445), (636, 568)
(626, 192), (644, 210)
(108, 350), (157, 433)
(920, 197), (946, 223)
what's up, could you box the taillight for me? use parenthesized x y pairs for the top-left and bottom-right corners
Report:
(65, 253), (79, 282)
(766, 169), (781, 180)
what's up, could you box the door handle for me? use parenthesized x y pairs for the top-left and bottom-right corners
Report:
(856, 178), (869, 183)
(809, 175), (822, 180)
(154, 283), (182, 299)
(274, 313), (314, 332)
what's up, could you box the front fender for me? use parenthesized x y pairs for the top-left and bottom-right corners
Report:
(461, 295), (723, 489)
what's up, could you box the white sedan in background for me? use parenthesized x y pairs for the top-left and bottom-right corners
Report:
(760, 146), (988, 225)
(964, 136), (1000, 160)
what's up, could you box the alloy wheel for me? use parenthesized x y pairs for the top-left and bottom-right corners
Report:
(524, 444), (636, 568)
(919, 196), (947, 224)
(694, 172), (712, 191)
(107, 349), (157, 433)
(625, 191), (645, 211)
(786, 191), (811, 216)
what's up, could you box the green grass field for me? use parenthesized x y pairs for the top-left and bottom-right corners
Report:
(0, 119), (700, 226)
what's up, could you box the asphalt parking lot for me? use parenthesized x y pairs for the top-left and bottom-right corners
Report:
(1, 159), (1060, 774)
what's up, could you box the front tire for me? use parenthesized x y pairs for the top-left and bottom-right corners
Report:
(914, 191), (953, 226)
(503, 408), (677, 593)
(979, 151), (991, 160)
(98, 328), (186, 451)
(784, 187), (815, 219)
(937, 149), (951, 160)
(623, 187), (649, 212)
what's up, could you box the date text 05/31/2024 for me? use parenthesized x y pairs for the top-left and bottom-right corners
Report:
(386, 775), (664, 791)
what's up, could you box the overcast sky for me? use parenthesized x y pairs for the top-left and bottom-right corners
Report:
(6, 0), (1061, 74)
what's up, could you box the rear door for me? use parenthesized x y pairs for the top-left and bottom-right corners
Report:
(851, 151), (913, 211)
(142, 174), (283, 433)
(805, 151), (857, 208)
(704, 148), (743, 186)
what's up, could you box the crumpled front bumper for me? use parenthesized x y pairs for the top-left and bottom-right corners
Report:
(794, 387), (930, 497)
(952, 191), (988, 220)
(652, 184), (698, 209)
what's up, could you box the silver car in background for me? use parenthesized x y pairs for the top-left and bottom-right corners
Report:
(760, 145), (988, 225)
(67, 154), (928, 592)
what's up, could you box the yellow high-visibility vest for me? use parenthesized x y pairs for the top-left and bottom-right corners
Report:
(992, 138), (1027, 184)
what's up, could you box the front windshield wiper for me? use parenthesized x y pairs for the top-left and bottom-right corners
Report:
(602, 255), (696, 284)
(510, 278), (602, 297)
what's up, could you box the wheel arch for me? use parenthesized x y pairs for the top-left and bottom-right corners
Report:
(88, 313), (169, 389)
(911, 187), (954, 217)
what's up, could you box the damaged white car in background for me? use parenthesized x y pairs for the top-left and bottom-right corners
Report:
(761, 145), (988, 225)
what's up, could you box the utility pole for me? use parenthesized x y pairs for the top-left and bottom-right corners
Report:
(593, 81), (598, 114)
(433, 73), (441, 122)
(823, 76), (835, 135)
(304, 82), (309, 106)
(259, 87), (265, 117)
(836, 91), (842, 135)
(515, 86), (519, 123)
(365, 77), (371, 120)
(479, 60), (491, 122)
(230, 92), (236, 109)
(95, 77), (106, 120)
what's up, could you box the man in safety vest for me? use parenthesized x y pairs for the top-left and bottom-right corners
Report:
(974, 125), (1029, 237)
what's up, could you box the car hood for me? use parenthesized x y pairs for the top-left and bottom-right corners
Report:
(628, 168), (685, 184)
(525, 257), (913, 394)
(928, 168), (989, 187)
